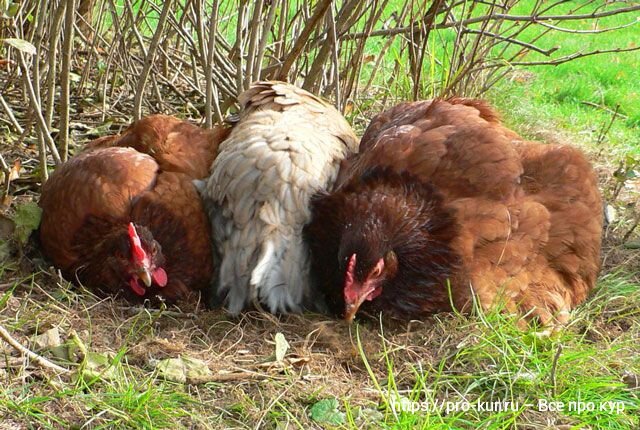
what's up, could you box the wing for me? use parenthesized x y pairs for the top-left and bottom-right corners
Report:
(86, 115), (230, 179)
(516, 142), (603, 304)
(39, 147), (158, 270)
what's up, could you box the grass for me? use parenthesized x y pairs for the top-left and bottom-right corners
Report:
(0, 268), (637, 429)
(354, 274), (640, 429)
(1, 1), (640, 429)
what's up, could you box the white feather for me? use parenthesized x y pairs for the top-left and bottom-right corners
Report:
(201, 81), (359, 315)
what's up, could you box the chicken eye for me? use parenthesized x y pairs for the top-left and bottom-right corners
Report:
(371, 266), (382, 278)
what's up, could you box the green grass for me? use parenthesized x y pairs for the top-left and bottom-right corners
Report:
(345, 274), (640, 429)
(355, 0), (640, 156)
(2, 271), (636, 429)
(489, 7), (640, 156)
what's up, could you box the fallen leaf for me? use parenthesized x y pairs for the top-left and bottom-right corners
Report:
(309, 398), (345, 425)
(156, 355), (212, 384)
(81, 351), (118, 381)
(274, 332), (289, 362)
(2, 38), (36, 55)
(8, 159), (20, 181)
(1, 194), (12, 212)
(12, 201), (42, 245)
(156, 357), (187, 383)
(605, 204), (617, 223)
(34, 327), (71, 362)
(623, 371), (639, 389)
(34, 327), (61, 350)
(355, 406), (384, 424)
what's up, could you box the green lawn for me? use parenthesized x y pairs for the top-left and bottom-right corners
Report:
(488, 0), (640, 156)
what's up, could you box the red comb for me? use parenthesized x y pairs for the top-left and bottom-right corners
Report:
(343, 253), (358, 302)
(127, 223), (148, 264)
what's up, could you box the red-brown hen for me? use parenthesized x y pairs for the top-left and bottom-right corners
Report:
(39, 115), (229, 303)
(304, 98), (602, 327)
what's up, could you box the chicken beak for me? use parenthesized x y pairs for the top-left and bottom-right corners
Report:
(344, 285), (373, 323)
(138, 268), (153, 287)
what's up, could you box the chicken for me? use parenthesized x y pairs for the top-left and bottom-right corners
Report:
(201, 81), (359, 314)
(304, 98), (602, 326)
(39, 115), (230, 303)
(85, 114), (229, 178)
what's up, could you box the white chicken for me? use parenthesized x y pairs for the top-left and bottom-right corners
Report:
(201, 81), (358, 314)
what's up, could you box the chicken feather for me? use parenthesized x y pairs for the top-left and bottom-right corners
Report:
(201, 81), (358, 314)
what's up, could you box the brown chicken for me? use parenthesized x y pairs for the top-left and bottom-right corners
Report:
(200, 81), (358, 314)
(304, 98), (602, 326)
(39, 115), (229, 303)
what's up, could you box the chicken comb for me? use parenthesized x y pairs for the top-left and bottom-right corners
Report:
(343, 253), (359, 303)
(344, 254), (356, 287)
(127, 222), (148, 264)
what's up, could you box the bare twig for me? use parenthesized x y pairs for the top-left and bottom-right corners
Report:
(537, 19), (640, 34)
(0, 94), (24, 134)
(59, 0), (77, 162)
(510, 45), (640, 66)
(205, 0), (224, 127)
(133, 0), (174, 120)
(0, 323), (70, 374)
(17, 51), (62, 166)
(342, 5), (640, 40)
(276, 0), (333, 80)
(0, 154), (11, 200)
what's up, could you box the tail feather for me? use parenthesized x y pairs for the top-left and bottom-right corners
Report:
(252, 233), (310, 313)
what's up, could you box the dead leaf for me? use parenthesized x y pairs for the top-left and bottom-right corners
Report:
(274, 332), (289, 362)
(81, 351), (118, 381)
(344, 101), (354, 115)
(2, 38), (36, 55)
(1, 194), (12, 212)
(623, 371), (639, 389)
(34, 327), (71, 361)
(156, 355), (212, 384)
(8, 159), (20, 181)
(34, 327), (61, 350)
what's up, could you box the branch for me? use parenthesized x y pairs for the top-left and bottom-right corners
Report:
(59, 0), (77, 162)
(536, 19), (640, 35)
(462, 28), (559, 56)
(0, 323), (70, 374)
(0, 154), (11, 201)
(133, 0), (174, 120)
(0, 93), (24, 134)
(276, 0), (333, 80)
(510, 45), (640, 66)
(341, 5), (640, 40)
(205, 0), (224, 127)
(17, 51), (62, 166)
